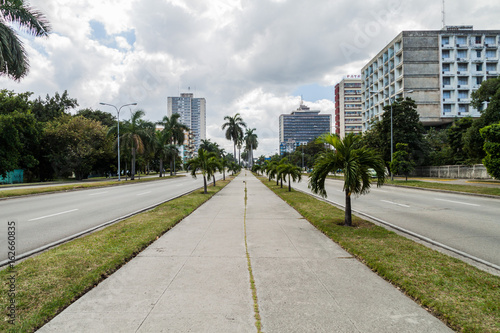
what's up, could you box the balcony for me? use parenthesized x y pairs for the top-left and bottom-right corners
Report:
(442, 57), (454, 63)
(485, 43), (498, 49)
(471, 43), (483, 49)
(456, 57), (469, 62)
(471, 58), (483, 63)
(456, 43), (468, 48)
(486, 57), (499, 62)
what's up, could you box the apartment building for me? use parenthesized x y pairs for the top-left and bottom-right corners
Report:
(361, 26), (500, 131)
(335, 75), (363, 138)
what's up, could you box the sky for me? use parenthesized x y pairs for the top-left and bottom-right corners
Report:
(2, 0), (500, 157)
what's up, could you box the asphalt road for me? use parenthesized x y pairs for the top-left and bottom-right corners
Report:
(0, 174), (223, 263)
(293, 178), (500, 269)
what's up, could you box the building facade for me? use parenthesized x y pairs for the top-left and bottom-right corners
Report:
(279, 102), (331, 154)
(361, 26), (500, 131)
(335, 75), (363, 138)
(167, 93), (206, 160)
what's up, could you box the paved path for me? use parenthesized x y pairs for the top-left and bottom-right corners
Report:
(38, 172), (452, 332)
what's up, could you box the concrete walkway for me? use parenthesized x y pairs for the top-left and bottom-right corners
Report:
(38, 172), (452, 332)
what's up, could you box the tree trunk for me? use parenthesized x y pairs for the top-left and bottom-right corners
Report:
(280, 177), (283, 188)
(233, 144), (237, 163)
(288, 174), (291, 192)
(170, 160), (173, 177)
(131, 148), (136, 180)
(203, 175), (207, 194)
(223, 169), (225, 181)
(276, 177), (279, 186)
(213, 175), (216, 186)
(159, 159), (163, 177)
(344, 191), (352, 226)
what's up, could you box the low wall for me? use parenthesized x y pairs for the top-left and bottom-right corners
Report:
(0, 169), (24, 184)
(410, 164), (491, 179)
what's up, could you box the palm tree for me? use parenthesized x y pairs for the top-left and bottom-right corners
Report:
(158, 113), (189, 176)
(244, 128), (258, 168)
(309, 133), (386, 226)
(265, 160), (278, 182)
(222, 113), (246, 163)
(186, 148), (217, 194)
(154, 130), (169, 177)
(0, 1), (51, 80)
(277, 162), (302, 192)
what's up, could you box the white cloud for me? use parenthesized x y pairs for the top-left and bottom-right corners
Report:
(1, 0), (499, 156)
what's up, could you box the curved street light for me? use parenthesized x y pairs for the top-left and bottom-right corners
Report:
(99, 102), (137, 181)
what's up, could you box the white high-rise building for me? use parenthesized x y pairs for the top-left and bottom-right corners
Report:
(335, 75), (362, 138)
(167, 93), (206, 159)
(361, 26), (500, 131)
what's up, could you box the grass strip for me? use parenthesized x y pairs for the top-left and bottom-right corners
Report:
(243, 179), (262, 333)
(0, 177), (232, 333)
(326, 176), (500, 197)
(0, 175), (184, 199)
(259, 176), (500, 333)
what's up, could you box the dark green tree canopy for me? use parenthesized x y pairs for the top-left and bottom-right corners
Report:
(480, 122), (500, 179)
(76, 108), (116, 128)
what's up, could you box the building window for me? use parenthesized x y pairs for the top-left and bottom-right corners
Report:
(442, 36), (449, 45)
(458, 77), (468, 85)
(456, 36), (466, 45)
(487, 63), (497, 71)
(476, 63), (483, 72)
(443, 77), (451, 85)
(457, 63), (468, 71)
(443, 91), (451, 99)
(458, 90), (468, 99)
(486, 49), (497, 58)
(476, 50), (482, 58)
(442, 63), (450, 71)
(457, 50), (467, 58)
(476, 77), (483, 85)
(459, 104), (469, 113)
(475, 36), (482, 44)
(443, 104), (452, 113)
(442, 50), (450, 58)
(485, 36), (496, 45)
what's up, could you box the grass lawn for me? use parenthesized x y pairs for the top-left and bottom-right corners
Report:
(0, 175), (185, 199)
(259, 176), (500, 333)
(0, 177), (232, 333)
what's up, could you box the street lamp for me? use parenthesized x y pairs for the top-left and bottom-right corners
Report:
(369, 90), (413, 181)
(99, 102), (137, 181)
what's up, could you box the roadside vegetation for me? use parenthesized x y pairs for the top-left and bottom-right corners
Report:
(259, 176), (500, 333)
(0, 178), (232, 333)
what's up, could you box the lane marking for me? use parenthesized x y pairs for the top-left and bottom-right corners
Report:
(435, 198), (480, 207)
(137, 191), (152, 196)
(29, 209), (79, 221)
(381, 200), (410, 208)
(88, 191), (108, 196)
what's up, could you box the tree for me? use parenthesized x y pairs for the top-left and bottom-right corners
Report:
(186, 149), (217, 194)
(277, 161), (302, 192)
(0, 0), (51, 80)
(31, 90), (78, 122)
(154, 130), (170, 177)
(43, 116), (113, 180)
(77, 108), (116, 128)
(222, 113), (246, 163)
(158, 113), (189, 176)
(265, 160), (278, 183)
(390, 143), (416, 181)
(109, 110), (150, 180)
(244, 128), (258, 168)
(309, 134), (386, 226)
(480, 122), (500, 179)
(447, 117), (474, 164)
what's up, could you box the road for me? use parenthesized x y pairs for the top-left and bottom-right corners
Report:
(293, 178), (500, 269)
(0, 174), (222, 263)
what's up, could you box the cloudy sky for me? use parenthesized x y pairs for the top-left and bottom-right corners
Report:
(2, 0), (500, 156)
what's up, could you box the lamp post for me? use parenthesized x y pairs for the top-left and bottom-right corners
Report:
(369, 90), (413, 181)
(99, 102), (137, 181)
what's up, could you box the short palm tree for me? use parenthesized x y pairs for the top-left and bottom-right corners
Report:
(277, 162), (302, 192)
(0, 1), (51, 80)
(309, 133), (386, 226)
(222, 113), (246, 163)
(265, 160), (278, 183)
(186, 148), (217, 194)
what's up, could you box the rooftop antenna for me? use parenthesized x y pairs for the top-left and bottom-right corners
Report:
(442, 0), (445, 29)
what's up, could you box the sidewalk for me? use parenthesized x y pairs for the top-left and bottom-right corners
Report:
(38, 172), (452, 332)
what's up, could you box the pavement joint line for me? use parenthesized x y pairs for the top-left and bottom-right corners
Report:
(294, 187), (500, 273)
(243, 175), (262, 333)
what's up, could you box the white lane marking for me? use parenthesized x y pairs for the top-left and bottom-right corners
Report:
(381, 200), (410, 208)
(137, 191), (152, 196)
(29, 209), (79, 221)
(88, 191), (108, 196)
(435, 198), (480, 207)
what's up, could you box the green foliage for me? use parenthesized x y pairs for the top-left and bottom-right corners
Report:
(244, 128), (258, 167)
(43, 115), (113, 180)
(390, 143), (416, 181)
(31, 90), (78, 122)
(424, 128), (453, 166)
(276, 161), (301, 191)
(157, 113), (189, 176)
(186, 148), (218, 194)
(309, 133), (385, 226)
(447, 117), (474, 164)
(480, 122), (500, 179)
(77, 108), (116, 127)
(222, 113), (246, 162)
(0, 0), (51, 80)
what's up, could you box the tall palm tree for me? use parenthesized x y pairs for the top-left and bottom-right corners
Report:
(0, 1), (51, 80)
(116, 110), (150, 180)
(222, 113), (246, 163)
(309, 133), (386, 226)
(244, 128), (258, 168)
(277, 162), (302, 192)
(186, 148), (217, 194)
(154, 130), (169, 177)
(158, 113), (189, 176)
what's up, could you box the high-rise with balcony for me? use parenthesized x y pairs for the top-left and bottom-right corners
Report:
(335, 75), (362, 138)
(167, 93), (206, 159)
(279, 102), (331, 154)
(361, 26), (500, 131)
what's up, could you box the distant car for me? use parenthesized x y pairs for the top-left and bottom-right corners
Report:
(368, 168), (377, 178)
